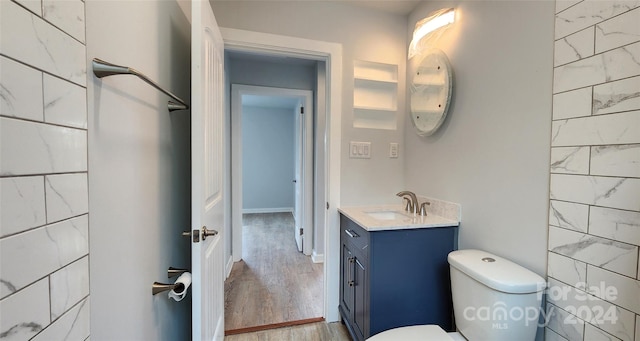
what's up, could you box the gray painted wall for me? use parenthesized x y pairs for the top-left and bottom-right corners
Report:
(405, 1), (554, 277)
(242, 106), (296, 211)
(213, 1), (408, 206)
(86, 1), (191, 339)
(230, 56), (316, 91)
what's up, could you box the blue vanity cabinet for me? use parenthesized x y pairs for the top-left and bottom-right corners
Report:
(339, 213), (457, 341)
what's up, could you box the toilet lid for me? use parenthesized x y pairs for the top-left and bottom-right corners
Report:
(367, 325), (454, 341)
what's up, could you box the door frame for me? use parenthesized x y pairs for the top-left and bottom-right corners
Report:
(221, 27), (343, 322)
(231, 85), (314, 257)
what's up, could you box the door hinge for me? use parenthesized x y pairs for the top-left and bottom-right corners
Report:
(299, 228), (304, 235)
(300, 107), (304, 114)
(326, 202), (329, 210)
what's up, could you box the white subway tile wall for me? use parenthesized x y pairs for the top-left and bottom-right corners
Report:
(43, 74), (88, 129)
(554, 26), (595, 67)
(0, 56), (44, 121)
(549, 200), (590, 232)
(584, 322), (623, 341)
(49, 257), (90, 320)
(31, 298), (90, 341)
(0, 279), (50, 341)
(0, 0), (89, 340)
(0, 176), (46, 237)
(546, 302), (586, 340)
(548, 1), (640, 340)
(593, 76), (640, 116)
(547, 327), (571, 341)
(550, 147), (590, 175)
(552, 86), (593, 120)
(45, 173), (89, 223)
(591, 144), (640, 178)
(0, 1), (86, 87)
(547, 251), (587, 286)
(42, 0), (86, 43)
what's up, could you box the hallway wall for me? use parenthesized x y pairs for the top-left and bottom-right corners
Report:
(86, 1), (192, 339)
(1, 0), (90, 339)
(242, 106), (296, 212)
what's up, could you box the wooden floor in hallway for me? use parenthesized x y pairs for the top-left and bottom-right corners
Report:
(224, 212), (324, 333)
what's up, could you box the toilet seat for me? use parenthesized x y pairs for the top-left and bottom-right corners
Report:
(366, 325), (464, 341)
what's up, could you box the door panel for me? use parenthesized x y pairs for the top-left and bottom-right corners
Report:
(192, 1), (225, 340)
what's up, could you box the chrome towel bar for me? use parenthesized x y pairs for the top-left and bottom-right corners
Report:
(92, 58), (189, 112)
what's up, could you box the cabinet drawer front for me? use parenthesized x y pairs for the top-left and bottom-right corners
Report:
(341, 214), (369, 252)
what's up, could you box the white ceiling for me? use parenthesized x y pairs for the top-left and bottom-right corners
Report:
(343, 0), (421, 15)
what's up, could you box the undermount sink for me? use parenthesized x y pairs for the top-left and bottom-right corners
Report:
(365, 210), (409, 221)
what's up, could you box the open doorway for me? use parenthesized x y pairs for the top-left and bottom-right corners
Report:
(231, 85), (314, 257)
(220, 28), (343, 330)
(225, 54), (322, 333)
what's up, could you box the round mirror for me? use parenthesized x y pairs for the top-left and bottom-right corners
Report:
(410, 48), (453, 136)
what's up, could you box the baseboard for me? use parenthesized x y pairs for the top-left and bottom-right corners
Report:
(225, 255), (233, 279)
(311, 251), (324, 263)
(242, 207), (294, 214)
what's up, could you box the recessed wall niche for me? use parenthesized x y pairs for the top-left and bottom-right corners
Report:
(353, 60), (398, 130)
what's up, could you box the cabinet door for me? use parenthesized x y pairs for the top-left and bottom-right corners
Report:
(354, 258), (367, 338)
(341, 243), (355, 317)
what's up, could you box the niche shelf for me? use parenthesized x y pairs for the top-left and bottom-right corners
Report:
(353, 60), (398, 130)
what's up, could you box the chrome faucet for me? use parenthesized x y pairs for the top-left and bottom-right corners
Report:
(396, 191), (418, 214)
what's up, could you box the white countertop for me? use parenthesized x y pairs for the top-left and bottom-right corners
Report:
(338, 205), (460, 232)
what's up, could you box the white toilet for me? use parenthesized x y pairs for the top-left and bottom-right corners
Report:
(368, 249), (546, 341)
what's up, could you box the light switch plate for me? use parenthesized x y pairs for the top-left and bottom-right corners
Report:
(350, 141), (371, 159)
(389, 143), (398, 158)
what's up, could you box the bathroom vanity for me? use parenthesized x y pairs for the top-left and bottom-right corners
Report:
(338, 205), (459, 341)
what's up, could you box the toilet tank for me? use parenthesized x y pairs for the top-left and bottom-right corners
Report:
(448, 250), (546, 341)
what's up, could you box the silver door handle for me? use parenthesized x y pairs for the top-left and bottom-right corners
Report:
(202, 226), (218, 240)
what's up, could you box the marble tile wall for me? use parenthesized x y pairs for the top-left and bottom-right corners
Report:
(0, 1), (89, 340)
(548, 2), (640, 341)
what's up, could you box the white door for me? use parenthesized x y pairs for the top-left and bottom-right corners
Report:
(293, 101), (303, 252)
(191, 1), (225, 340)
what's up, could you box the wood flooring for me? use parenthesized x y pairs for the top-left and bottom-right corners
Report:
(224, 321), (351, 341)
(224, 213), (324, 333)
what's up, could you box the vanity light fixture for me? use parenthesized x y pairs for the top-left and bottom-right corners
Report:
(408, 8), (455, 59)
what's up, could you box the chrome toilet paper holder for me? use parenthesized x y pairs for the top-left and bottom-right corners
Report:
(152, 267), (190, 295)
(152, 282), (184, 295)
(168, 267), (189, 278)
